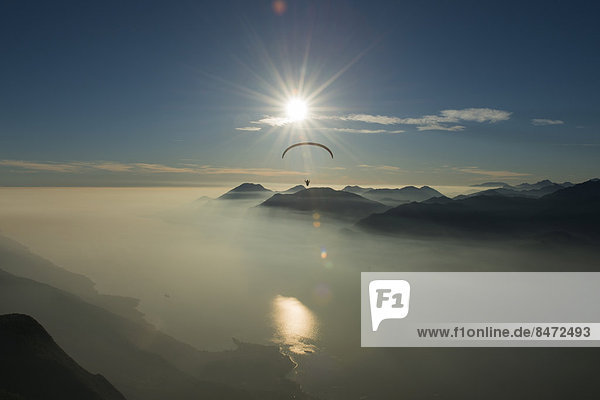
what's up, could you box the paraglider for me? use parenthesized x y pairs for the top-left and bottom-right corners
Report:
(282, 142), (333, 188)
(281, 142), (334, 159)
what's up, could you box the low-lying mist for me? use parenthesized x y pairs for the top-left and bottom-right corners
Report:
(1, 187), (598, 399)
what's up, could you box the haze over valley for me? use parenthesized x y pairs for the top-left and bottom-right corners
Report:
(2, 179), (599, 399)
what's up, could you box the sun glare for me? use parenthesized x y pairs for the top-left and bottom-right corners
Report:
(285, 98), (308, 121)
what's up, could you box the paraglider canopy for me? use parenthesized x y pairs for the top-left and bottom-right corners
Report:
(282, 142), (334, 159)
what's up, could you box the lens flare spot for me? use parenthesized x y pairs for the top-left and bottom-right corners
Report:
(313, 221), (321, 228)
(312, 212), (320, 220)
(320, 247), (327, 259)
(272, 0), (286, 15)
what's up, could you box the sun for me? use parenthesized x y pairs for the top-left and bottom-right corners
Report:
(285, 98), (308, 122)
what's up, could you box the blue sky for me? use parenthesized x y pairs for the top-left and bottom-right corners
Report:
(1, 0), (598, 186)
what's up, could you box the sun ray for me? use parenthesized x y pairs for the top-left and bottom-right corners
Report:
(188, 22), (388, 186)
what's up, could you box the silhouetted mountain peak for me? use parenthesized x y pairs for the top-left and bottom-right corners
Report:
(218, 183), (273, 200)
(269, 187), (353, 199)
(229, 183), (271, 192)
(420, 185), (443, 195)
(280, 185), (306, 194)
(260, 187), (389, 218)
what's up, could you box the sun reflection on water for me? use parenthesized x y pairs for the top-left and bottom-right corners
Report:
(271, 295), (318, 354)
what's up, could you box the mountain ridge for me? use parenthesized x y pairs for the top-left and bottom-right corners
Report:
(0, 313), (127, 400)
(218, 183), (273, 200)
(357, 179), (600, 241)
(260, 187), (389, 219)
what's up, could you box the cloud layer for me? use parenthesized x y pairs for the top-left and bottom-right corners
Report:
(325, 127), (405, 134)
(531, 118), (564, 126)
(454, 166), (530, 178)
(0, 160), (304, 177)
(250, 107), (511, 132)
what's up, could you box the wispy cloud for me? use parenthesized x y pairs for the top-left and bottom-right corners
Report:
(196, 167), (305, 176)
(251, 107), (511, 132)
(416, 124), (464, 132)
(251, 116), (291, 127)
(358, 164), (403, 172)
(440, 108), (511, 123)
(85, 162), (136, 172)
(325, 127), (405, 134)
(332, 114), (403, 125)
(531, 118), (564, 126)
(0, 160), (305, 177)
(0, 160), (82, 173)
(132, 163), (198, 174)
(392, 108), (510, 131)
(328, 108), (510, 126)
(455, 166), (530, 178)
(235, 126), (262, 131)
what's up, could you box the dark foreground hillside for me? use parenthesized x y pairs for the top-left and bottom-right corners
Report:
(0, 313), (126, 400)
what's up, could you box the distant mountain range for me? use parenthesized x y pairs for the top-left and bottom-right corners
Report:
(0, 313), (127, 400)
(357, 179), (600, 242)
(470, 181), (513, 188)
(469, 179), (573, 191)
(216, 183), (307, 201)
(455, 183), (570, 200)
(342, 185), (373, 195)
(219, 180), (575, 203)
(347, 186), (444, 205)
(260, 187), (389, 219)
(212, 179), (599, 244)
(513, 179), (573, 191)
(218, 183), (443, 206)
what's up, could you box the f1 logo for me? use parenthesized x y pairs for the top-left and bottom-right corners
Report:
(369, 280), (411, 331)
